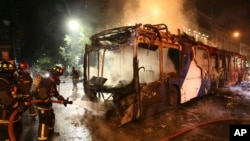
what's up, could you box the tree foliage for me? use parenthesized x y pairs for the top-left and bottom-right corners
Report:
(59, 24), (91, 68)
(33, 56), (52, 72)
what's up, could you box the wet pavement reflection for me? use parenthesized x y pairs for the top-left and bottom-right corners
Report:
(20, 77), (94, 141)
(17, 79), (250, 141)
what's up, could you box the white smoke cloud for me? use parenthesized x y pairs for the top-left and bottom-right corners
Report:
(91, 0), (197, 34)
(123, 0), (189, 33)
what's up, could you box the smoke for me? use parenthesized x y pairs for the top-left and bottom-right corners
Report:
(88, 45), (179, 87)
(85, 0), (199, 87)
(229, 84), (250, 99)
(121, 0), (192, 33)
(87, 0), (197, 34)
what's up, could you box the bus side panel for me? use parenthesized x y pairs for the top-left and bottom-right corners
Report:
(180, 60), (202, 103)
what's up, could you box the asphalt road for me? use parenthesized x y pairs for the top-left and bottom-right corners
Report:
(14, 78), (250, 141)
(20, 77), (93, 141)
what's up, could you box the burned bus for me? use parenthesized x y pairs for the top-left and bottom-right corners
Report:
(83, 24), (246, 125)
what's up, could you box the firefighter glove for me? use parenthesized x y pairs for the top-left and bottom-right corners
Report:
(58, 95), (67, 107)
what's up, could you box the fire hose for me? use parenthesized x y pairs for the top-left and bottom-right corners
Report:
(160, 117), (250, 141)
(8, 98), (73, 141)
(8, 100), (250, 141)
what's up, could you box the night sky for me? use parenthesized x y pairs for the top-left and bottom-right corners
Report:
(1, 0), (250, 64)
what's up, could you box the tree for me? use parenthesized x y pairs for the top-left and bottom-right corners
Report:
(59, 24), (91, 69)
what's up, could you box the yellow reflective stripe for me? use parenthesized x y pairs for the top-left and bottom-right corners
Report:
(0, 120), (9, 124)
(48, 126), (54, 130)
(0, 116), (21, 124)
(23, 80), (30, 83)
(12, 102), (19, 109)
(37, 106), (52, 114)
(29, 113), (36, 116)
(37, 106), (51, 111)
(38, 123), (47, 140)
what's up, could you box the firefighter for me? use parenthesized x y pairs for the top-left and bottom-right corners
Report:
(35, 65), (68, 141)
(1, 50), (10, 61)
(0, 61), (26, 141)
(14, 61), (37, 121)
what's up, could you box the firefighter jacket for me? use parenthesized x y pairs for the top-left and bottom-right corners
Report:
(0, 78), (22, 123)
(36, 77), (64, 109)
(14, 71), (33, 97)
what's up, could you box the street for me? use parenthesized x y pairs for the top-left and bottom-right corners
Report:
(1, 1), (250, 141)
(20, 77), (95, 141)
(17, 78), (250, 141)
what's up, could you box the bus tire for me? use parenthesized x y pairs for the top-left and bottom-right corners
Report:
(167, 85), (180, 108)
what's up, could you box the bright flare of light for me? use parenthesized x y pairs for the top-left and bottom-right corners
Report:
(68, 19), (80, 31)
(233, 31), (240, 38)
(153, 10), (159, 16)
(44, 73), (50, 78)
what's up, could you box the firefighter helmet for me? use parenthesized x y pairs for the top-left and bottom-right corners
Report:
(0, 61), (16, 73)
(19, 61), (28, 70)
(0, 61), (16, 80)
(50, 66), (64, 76)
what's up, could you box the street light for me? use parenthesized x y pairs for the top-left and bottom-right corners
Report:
(232, 31), (241, 53)
(68, 19), (80, 31)
(66, 18), (82, 69)
(233, 31), (240, 38)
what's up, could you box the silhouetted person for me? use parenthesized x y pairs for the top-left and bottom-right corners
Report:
(70, 67), (79, 91)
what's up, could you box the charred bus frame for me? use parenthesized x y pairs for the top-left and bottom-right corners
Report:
(83, 24), (246, 125)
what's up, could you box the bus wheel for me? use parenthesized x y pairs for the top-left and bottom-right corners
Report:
(167, 86), (180, 108)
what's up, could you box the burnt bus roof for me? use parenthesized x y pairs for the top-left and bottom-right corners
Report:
(88, 23), (246, 59)
(91, 26), (136, 40)
(88, 24), (181, 51)
(88, 24), (200, 50)
(196, 42), (246, 59)
(90, 26), (136, 46)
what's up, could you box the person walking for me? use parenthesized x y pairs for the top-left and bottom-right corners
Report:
(70, 67), (79, 91)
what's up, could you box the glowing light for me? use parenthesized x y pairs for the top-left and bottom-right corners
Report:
(68, 19), (80, 31)
(153, 10), (159, 16)
(233, 31), (240, 38)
